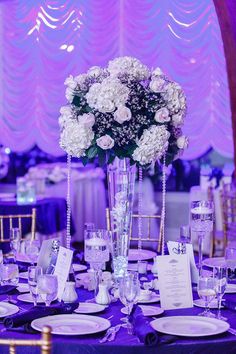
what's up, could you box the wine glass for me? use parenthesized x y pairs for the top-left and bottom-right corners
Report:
(225, 247), (236, 279)
(25, 239), (40, 265)
(10, 228), (21, 258)
(197, 276), (216, 317)
(37, 274), (58, 307)
(28, 266), (43, 306)
(0, 263), (19, 286)
(119, 272), (140, 334)
(214, 265), (227, 321)
(190, 201), (214, 274)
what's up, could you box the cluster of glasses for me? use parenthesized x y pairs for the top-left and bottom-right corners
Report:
(28, 266), (58, 307)
(10, 227), (40, 265)
(198, 265), (227, 320)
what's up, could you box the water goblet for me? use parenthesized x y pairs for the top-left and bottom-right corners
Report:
(0, 263), (19, 286)
(190, 201), (214, 274)
(25, 239), (40, 265)
(10, 228), (21, 258)
(37, 274), (58, 307)
(28, 266), (43, 306)
(213, 265), (227, 321)
(225, 247), (236, 279)
(197, 276), (216, 317)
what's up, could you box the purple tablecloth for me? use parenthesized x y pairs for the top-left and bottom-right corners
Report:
(0, 281), (236, 353)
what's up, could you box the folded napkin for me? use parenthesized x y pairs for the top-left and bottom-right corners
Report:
(0, 285), (16, 295)
(129, 305), (159, 346)
(4, 302), (79, 328)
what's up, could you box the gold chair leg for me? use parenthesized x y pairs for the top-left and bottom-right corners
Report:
(41, 326), (52, 354)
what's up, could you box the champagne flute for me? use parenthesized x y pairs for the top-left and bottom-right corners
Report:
(10, 228), (21, 258)
(37, 274), (58, 307)
(197, 276), (216, 317)
(225, 247), (236, 279)
(214, 265), (227, 321)
(28, 266), (43, 306)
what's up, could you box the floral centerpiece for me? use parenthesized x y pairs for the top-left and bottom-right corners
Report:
(59, 56), (187, 167)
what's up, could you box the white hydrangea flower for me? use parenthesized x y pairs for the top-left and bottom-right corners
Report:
(64, 75), (77, 89)
(162, 82), (186, 114)
(86, 77), (129, 113)
(132, 125), (170, 165)
(60, 120), (94, 158)
(108, 56), (150, 81)
(152, 67), (163, 77)
(172, 112), (184, 127)
(65, 87), (75, 103)
(74, 73), (88, 91)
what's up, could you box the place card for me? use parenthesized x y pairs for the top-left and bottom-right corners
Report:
(157, 254), (193, 310)
(167, 241), (199, 284)
(54, 246), (73, 301)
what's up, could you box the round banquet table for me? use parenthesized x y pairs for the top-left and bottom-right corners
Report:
(0, 279), (236, 353)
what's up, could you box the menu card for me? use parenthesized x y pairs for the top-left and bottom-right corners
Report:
(54, 246), (73, 301)
(167, 241), (199, 284)
(157, 254), (193, 310)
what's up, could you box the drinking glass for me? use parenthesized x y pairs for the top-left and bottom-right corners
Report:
(197, 276), (216, 317)
(225, 247), (236, 278)
(213, 265), (227, 321)
(0, 263), (19, 286)
(10, 228), (21, 257)
(25, 239), (40, 265)
(190, 201), (214, 274)
(37, 274), (58, 306)
(28, 266), (43, 306)
(119, 272), (140, 334)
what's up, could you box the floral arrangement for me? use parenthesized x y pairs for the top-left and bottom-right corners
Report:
(59, 57), (188, 166)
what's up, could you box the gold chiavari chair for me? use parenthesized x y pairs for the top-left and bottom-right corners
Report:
(220, 183), (236, 252)
(106, 208), (163, 253)
(0, 208), (36, 242)
(0, 326), (51, 354)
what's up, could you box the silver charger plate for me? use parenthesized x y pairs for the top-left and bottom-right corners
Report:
(31, 314), (111, 335)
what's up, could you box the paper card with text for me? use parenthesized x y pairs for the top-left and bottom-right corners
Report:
(157, 254), (193, 310)
(167, 241), (199, 284)
(54, 246), (73, 301)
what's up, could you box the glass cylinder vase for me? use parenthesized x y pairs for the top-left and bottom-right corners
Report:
(107, 158), (136, 279)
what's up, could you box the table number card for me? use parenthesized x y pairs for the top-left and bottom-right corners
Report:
(54, 246), (73, 301)
(157, 254), (193, 310)
(167, 241), (199, 284)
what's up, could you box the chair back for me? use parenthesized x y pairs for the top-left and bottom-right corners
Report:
(0, 208), (36, 242)
(106, 208), (163, 253)
(0, 325), (51, 354)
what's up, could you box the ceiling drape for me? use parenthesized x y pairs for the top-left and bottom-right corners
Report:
(0, 0), (233, 159)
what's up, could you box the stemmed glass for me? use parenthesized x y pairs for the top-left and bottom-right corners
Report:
(25, 239), (40, 265)
(190, 201), (214, 274)
(10, 228), (21, 258)
(197, 276), (216, 317)
(119, 272), (140, 334)
(213, 265), (227, 321)
(28, 266), (43, 306)
(37, 274), (58, 307)
(225, 247), (236, 279)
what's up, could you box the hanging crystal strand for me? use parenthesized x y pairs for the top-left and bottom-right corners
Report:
(138, 166), (143, 251)
(161, 155), (166, 255)
(66, 154), (72, 249)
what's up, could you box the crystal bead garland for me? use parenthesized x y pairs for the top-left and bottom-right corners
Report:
(138, 166), (143, 250)
(161, 154), (166, 255)
(66, 154), (72, 249)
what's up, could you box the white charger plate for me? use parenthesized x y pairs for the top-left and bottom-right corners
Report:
(128, 249), (156, 262)
(150, 316), (229, 337)
(72, 264), (87, 272)
(31, 314), (111, 335)
(74, 303), (106, 314)
(17, 293), (44, 303)
(202, 257), (225, 268)
(138, 293), (160, 304)
(0, 302), (19, 317)
(193, 298), (224, 309)
(121, 305), (163, 317)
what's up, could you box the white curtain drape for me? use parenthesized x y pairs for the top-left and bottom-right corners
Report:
(0, 0), (233, 159)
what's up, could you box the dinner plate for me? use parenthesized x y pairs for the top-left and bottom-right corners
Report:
(72, 264), (87, 272)
(127, 263), (152, 272)
(150, 316), (229, 337)
(74, 303), (106, 314)
(31, 314), (111, 335)
(17, 283), (30, 293)
(193, 298), (224, 309)
(0, 302), (19, 317)
(19, 272), (28, 279)
(121, 305), (164, 317)
(202, 257), (225, 268)
(128, 249), (156, 262)
(17, 293), (44, 303)
(138, 293), (160, 304)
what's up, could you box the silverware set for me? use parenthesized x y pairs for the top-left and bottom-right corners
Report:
(99, 324), (123, 343)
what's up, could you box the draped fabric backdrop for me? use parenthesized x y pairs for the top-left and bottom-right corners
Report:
(0, 0), (233, 159)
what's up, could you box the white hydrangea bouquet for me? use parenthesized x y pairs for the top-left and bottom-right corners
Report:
(59, 56), (188, 167)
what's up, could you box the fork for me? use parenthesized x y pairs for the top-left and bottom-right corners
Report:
(228, 327), (236, 336)
(99, 324), (122, 343)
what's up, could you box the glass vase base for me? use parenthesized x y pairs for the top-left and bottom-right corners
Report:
(113, 256), (128, 279)
(198, 311), (215, 318)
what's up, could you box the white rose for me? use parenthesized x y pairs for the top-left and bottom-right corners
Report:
(177, 135), (188, 149)
(154, 108), (170, 123)
(60, 106), (72, 117)
(149, 78), (165, 93)
(96, 135), (115, 150)
(152, 67), (163, 76)
(88, 66), (103, 78)
(172, 113), (184, 126)
(64, 75), (77, 89)
(114, 106), (132, 124)
(79, 113), (95, 128)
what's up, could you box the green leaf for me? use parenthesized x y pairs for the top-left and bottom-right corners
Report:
(72, 96), (81, 107)
(84, 105), (92, 113)
(80, 156), (89, 166)
(86, 145), (98, 159)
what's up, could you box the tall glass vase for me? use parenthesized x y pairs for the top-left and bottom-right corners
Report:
(107, 158), (136, 279)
